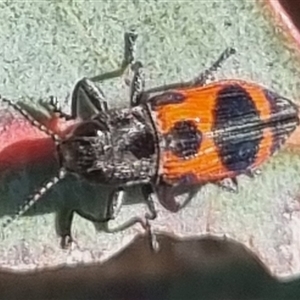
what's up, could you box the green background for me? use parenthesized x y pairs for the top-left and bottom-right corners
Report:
(1, 0), (300, 298)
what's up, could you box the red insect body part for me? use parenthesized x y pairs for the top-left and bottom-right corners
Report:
(0, 104), (76, 173)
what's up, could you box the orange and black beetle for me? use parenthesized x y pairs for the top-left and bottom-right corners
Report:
(2, 31), (299, 248)
(143, 79), (299, 211)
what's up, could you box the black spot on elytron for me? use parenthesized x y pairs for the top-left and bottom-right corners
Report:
(127, 131), (155, 159)
(213, 84), (263, 172)
(264, 89), (299, 155)
(166, 120), (202, 159)
(150, 91), (185, 109)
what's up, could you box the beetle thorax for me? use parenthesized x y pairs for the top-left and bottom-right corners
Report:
(58, 119), (113, 180)
(58, 106), (158, 186)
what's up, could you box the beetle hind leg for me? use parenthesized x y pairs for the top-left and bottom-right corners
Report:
(216, 169), (261, 194)
(192, 47), (236, 86)
(216, 177), (239, 193)
(56, 208), (75, 249)
(144, 47), (236, 94)
(245, 168), (261, 178)
(156, 183), (199, 212)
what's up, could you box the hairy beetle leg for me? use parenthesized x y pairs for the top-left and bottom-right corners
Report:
(101, 189), (141, 233)
(100, 188), (138, 233)
(144, 47), (236, 94)
(55, 186), (158, 250)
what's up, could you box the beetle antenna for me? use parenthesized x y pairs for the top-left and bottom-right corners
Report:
(2, 169), (67, 230)
(1, 96), (61, 144)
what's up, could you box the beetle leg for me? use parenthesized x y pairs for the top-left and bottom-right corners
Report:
(217, 178), (239, 193)
(190, 47), (236, 86)
(245, 168), (261, 178)
(56, 208), (75, 249)
(71, 78), (108, 120)
(105, 188), (126, 222)
(56, 185), (158, 250)
(176, 187), (199, 211)
(144, 47), (236, 94)
(102, 185), (157, 233)
(48, 96), (73, 120)
(129, 61), (145, 107)
(102, 185), (159, 252)
(156, 183), (199, 212)
(89, 29), (138, 83)
(56, 207), (111, 249)
(141, 184), (157, 221)
(140, 184), (160, 252)
(143, 217), (160, 252)
(71, 30), (138, 119)
(101, 188), (146, 233)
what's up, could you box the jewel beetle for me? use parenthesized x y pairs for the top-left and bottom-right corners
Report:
(1, 30), (299, 248)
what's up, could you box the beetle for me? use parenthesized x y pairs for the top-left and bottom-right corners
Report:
(1, 30), (299, 249)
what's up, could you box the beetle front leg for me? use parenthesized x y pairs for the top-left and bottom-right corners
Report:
(71, 78), (109, 120)
(56, 208), (75, 249)
(56, 207), (110, 249)
(48, 96), (73, 120)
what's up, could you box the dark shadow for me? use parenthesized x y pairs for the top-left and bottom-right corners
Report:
(0, 233), (299, 300)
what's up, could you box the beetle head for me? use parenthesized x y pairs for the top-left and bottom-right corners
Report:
(58, 119), (112, 178)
